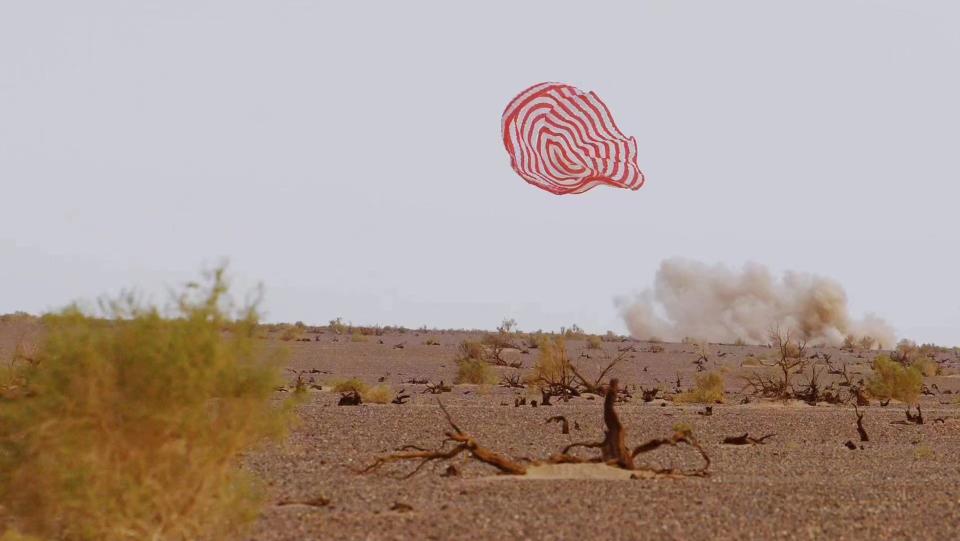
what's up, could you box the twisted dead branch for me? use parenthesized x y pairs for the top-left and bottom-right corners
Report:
(361, 379), (710, 479)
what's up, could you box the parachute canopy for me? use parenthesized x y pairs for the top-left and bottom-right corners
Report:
(501, 82), (645, 195)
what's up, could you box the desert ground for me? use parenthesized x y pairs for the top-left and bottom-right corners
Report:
(242, 327), (959, 541)
(3, 320), (958, 540)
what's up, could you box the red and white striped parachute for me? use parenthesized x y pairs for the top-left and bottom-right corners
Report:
(501, 82), (645, 195)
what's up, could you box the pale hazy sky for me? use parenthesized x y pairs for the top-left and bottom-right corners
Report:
(2, 1), (958, 344)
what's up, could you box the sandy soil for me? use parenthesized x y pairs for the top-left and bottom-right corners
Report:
(3, 321), (958, 540)
(241, 329), (960, 541)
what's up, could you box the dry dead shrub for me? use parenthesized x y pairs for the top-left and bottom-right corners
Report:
(586, 335), (603, 350)
(866, 355), (922, 405)
(481, 333), (514, 365)
(676, 372), (725, 404)
(363, 379), (710, 478)
(0, 268), (294, 540)
(743, 325), (807, 398)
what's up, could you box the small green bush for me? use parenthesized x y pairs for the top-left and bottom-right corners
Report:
(279, 324), (303, 341)
(457, 340), (484, 360)
(562, 324), (586, 340)
(350, 330), (367, 342)
(676, 372), (725, 404)
(741, 356), (764, 367)
(866, 355), (922, 405)
(454, 357), (497, 385)
(912, 356), (940, 377)
(362, 384), (393, 404)
(586, 335), (603, 350)
(329, 317), (347, 334)
(331, 377), (368, 394)
(0, 268), (293, 540)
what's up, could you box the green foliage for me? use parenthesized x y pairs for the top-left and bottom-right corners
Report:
(330, 379), (392, 403)
(0, 268), (293, 540)
(454, 357), (497, 385)
(676, 372), (726, 404)
(894, 340), (942, 377)
(329, 317), (347, 334)
(331, 377), (368, 394)
(912, 357), (940, 377)
(527, 337), (573, 388)
(279, 324), (303, 341)
(561, 324), (586, 340)
(362, 384), (393, 404)
(0, 312), (37, 325)
(350, 330), (367, 342)
(457, 340), (485, 361)
(866, 355), (923, 405)
(586, 335), (603, 350)
(741, 356), (764, 367)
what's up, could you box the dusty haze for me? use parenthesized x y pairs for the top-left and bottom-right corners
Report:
(617, 258), (896, 348)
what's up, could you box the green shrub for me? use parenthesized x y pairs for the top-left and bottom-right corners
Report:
(586, 335), (603, 350)
(331, 377), (368, 394)
(912, 356), (940, 377)
(454, 357), (497, 385)
(741, 356), (764, 367)
(0, 268), (293, 540)
(866, 355), (922, 405)
(329, 317), (347, 334)
(457, 340), (484, 360)
(526, 337), (574, 389)
(279, 324), (303, 341)
(361, 384), (393, 404)
(562, 324), (586, 340)
(350, 330), (367, 342)
(676, 372), (725, 404)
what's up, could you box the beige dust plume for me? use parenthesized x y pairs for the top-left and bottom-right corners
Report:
(616, 258), (894, 348)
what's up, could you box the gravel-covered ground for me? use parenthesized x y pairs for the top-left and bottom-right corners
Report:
(242, 330), (960, 541)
